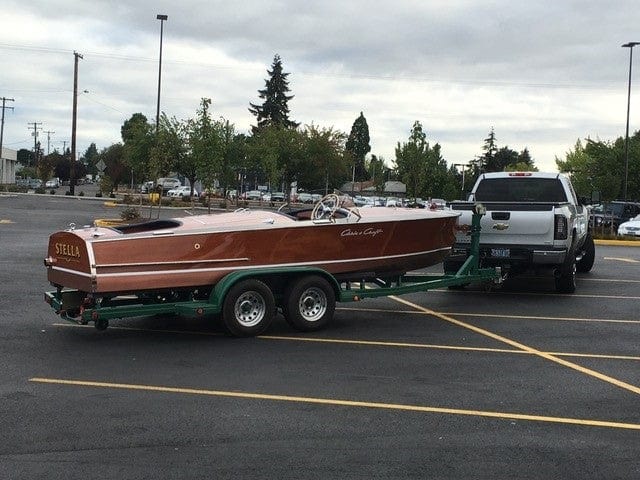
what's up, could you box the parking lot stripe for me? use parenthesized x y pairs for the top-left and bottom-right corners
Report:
(388, 296), (640, 396)
(338, 307), (640, 324)
(29, 377), (640, 431)
(52, 323), (640, 362)
(603, 256), (640, 264)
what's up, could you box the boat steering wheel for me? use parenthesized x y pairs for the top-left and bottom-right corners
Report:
(311, 194), (361, 222)
(311, 194), (341, 220)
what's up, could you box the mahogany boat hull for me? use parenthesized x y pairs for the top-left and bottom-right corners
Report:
(45, 208), (459, 295)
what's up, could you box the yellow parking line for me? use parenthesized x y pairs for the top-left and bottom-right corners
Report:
(338, 306), (640, 324)
(388, 296), (640, 396)
(603, 256), (640, 264)
(52, 323), (640, 361)
(29, 377), (640, 431)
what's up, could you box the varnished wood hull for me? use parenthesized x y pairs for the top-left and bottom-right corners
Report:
(45, 208), (459, 294)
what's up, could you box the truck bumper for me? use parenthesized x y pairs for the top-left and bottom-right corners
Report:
(532, 249), (567, 264)
(447, 244), (568, 270)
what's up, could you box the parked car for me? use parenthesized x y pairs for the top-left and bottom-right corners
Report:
(617, 214), (640, 237)
(296, 192), (314, 204)
(139, 181), (154, 193)
(590, 201), (640, 231)
(244, 190), (263, 201)
(28, 179), (43, 188)
(271, 192), (286, 202)
(167, 186), (198, 197)
(157, 177), (181, 195)
(45, 178), (60, 188)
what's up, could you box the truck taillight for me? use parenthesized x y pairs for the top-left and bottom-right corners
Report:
(554, 215), (568, 240)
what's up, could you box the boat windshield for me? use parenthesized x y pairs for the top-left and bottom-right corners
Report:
(113, 219), (182, 234)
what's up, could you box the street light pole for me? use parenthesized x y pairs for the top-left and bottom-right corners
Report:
(156, 14), (168, 133)
(622, 42), (640, 201)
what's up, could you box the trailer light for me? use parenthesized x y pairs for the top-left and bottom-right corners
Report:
(196, 307), (204, 316)
(353, 295), (361, 301)
(91, 311), (99, 321)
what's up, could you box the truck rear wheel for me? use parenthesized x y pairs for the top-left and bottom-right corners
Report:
(222, 279), (275, 337)
(555, 261), (576, 294)
(576, 233), (595, 273)
(283, 275), (336, 332)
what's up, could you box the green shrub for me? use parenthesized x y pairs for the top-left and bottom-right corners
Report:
(120, 206), (141, 221)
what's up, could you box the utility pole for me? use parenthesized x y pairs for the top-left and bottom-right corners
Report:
(70, 51), (83, 195)
(0, 97), (14, 184)
(27, 122), (42, 171)
(44, 130), (55, 155)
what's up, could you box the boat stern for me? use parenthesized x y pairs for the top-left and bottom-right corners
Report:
(44, 229), (94, 292)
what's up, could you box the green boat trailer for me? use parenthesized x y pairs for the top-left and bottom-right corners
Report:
(45, 204), (499, 336)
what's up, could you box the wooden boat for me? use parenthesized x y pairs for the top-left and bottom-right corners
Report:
(44, 195), (460, 295)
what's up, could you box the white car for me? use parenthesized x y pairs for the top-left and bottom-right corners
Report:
(617, 214), (640, 237)
(167, 186), (197, 197)
(45, 179), (60, 188)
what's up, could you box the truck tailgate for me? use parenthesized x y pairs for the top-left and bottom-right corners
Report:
(452, 202), (557, 246)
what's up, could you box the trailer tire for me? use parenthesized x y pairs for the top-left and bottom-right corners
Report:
(283, 275), (335, 332)
(222, 279), (275, 337)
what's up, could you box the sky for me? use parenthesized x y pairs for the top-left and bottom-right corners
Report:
(1, 0), (640, 173)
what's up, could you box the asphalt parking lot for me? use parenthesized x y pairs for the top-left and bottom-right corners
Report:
(1, 193), (639, 479)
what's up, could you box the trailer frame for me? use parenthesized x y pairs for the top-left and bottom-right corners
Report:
(45, 204), (498, 335)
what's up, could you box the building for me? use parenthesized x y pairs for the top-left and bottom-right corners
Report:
(0, 147), (17, 184)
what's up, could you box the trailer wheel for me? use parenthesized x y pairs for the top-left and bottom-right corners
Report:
(222, 279), (275, 337)
(283, 275), (335, 332)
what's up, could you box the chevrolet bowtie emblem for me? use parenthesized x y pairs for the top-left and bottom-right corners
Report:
(492, 223), (509, 230)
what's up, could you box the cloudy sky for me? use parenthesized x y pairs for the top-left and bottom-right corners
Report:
(1, 0), (639, 172)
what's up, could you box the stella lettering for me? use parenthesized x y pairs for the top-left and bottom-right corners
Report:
(55, 242), (81, 259)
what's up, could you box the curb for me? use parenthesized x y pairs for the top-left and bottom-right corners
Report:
(594, 239), (640, 247)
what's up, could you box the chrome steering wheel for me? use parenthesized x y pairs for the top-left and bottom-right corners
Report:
(311, 194), (341, 221)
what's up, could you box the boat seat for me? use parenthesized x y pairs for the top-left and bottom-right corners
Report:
(114, 219), (182, 234)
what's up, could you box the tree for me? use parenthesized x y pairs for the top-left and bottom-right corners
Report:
(249, 54), (298, 132)
(247, 125), (305, 198)
(96, 143), (127, 191)
(121, 113), (154, 183)
(301, 124), (348, 194)
(81, 143), (99, 171)
(477, 127), (498, 172)
(395, 121), (458, 200)
(188, 98), (222, 197)
(345, 112), (371, 182)
(367, 154), (386, 193)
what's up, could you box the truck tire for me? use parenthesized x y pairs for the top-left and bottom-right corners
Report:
(576, 233), (595, 273)
(555, 260), (576, 294)
(222, 279), (275, 337)
(283, 275), (336, 332)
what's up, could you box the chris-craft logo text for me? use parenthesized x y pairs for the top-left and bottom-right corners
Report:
(340, 227), (384, 238)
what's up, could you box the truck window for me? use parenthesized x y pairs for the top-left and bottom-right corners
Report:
(474, 178), (567, 203)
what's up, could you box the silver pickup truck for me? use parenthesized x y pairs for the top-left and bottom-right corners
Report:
(445, 172), (595, 293)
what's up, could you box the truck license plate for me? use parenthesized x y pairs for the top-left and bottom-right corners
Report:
(491, 248), (510, 258)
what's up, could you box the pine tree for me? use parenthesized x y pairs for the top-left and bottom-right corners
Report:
(249, 54), (298, 132)
(345, 112), (371, 181)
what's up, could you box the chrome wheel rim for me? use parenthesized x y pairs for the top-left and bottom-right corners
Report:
(234, 291), (266, 327)
(298, 287), (327, 322)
